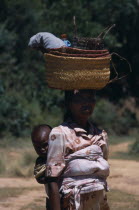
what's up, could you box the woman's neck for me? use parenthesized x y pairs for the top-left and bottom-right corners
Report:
(72, 116), (89, 130)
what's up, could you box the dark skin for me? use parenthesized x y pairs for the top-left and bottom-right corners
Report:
(32, 126), (61, 210)
(69, 90), (96, 130)
(46, 90), (95, 210)
(32, 128), (50, 157)
(47, 181), (61, 210)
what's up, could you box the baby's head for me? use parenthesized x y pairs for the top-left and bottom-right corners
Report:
(31, 124), (52, 157)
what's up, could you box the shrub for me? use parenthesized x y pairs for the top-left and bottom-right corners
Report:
(92, 99), (138, 135)
(0, 158), (6, 175)
(130, 139), (139, 154)
(0, 93), (30, 137)
(92, 99), (117, 134)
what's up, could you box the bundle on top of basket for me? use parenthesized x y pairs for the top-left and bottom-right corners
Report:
(43, 24), (116, 90)
(28, 24), (131, 90)
(44, 42), (111, 90)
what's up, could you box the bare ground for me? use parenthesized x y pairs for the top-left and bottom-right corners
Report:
(108, 142), (139, 199)
(0, 141), (139, 209)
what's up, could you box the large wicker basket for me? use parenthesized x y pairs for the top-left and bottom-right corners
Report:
(44, 53), (111, 90)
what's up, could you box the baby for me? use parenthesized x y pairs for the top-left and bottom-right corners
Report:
(31, 124), (51, 184)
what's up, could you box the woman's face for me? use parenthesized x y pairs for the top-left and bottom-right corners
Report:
(69, 90), (96, 120)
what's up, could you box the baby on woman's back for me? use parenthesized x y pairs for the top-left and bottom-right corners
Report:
(31, 124), (109, 182)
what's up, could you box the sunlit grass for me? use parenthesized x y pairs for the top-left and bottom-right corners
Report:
(0, 187), (28, 201)
(20, 201), (45, 210)
(109, 135), (135, 145)
(0, 139), (37, 177)
(110, 151), (139, 161)
(0, 135), (138, 178)
(108, 189), (139, 210)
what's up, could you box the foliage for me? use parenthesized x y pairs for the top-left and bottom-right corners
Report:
(0, 0), (139, 137)
(92, 98), (138, 135)
(130, 139), (139, 154)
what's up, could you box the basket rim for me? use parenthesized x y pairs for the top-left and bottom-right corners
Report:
(44, 53), (111, 61)
(46, 47), (108, 53)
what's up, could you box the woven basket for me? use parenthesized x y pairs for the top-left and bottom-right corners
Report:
(49, 50), (109, 58)
(44, 53), (111, 90)
(47, 47), (108, 54)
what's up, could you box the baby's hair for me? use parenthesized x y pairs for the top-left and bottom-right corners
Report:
(31, 124), (52, 142)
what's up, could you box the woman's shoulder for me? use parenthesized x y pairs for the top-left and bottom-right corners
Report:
(92, 124), (108, 141)
(51, 126), (62, 133)
(50, 123), (73, 136)
(89, 121), (108, 136)
(50, 123), (70, 134)
(48, 126), (65, 142)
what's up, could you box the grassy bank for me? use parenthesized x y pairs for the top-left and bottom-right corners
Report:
(0, 135), (138, 178)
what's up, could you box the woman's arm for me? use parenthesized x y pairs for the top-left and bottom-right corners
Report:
(46, 178), (61, 210)
(46, 128), (66, 209)
(48, 182), (61, 210)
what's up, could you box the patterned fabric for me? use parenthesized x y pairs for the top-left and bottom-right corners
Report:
(61, 191), (110, 210)
(34, 157), (46, 184)
(64, 145), (109, 177)
(46, 120), (109, 177)
(46, 120), (109, 209)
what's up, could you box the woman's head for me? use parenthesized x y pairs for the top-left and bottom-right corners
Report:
(64, 89), (96, 121)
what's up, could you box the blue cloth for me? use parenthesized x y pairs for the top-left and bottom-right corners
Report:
(63, 40), (71, 47)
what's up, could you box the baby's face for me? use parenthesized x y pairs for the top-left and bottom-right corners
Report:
(33, 131), (49, 157)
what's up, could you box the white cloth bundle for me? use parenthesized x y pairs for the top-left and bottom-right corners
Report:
(63, 145), (109, 178)
(60, 145), (109, 210)
(28, 32), (66, 49)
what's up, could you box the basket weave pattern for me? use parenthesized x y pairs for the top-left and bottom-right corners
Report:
(45, 53), (111, 90)
(49, 50), (109, 58)
(48, 47), (108, 54)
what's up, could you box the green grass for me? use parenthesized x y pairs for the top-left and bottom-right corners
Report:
(7, 150), (37, 177)
(0, 186), (43, 209)
(110, 151), (139, 161)
(108, 189), (139, 210)
(20, 189), (139, 210)
(0, 186), (41, 201)
(109, 135), (135, 145)
(0, 187), (28, 201)
(20, 197), (46, 210)
(108, 135), (139, 161)
(0, 135), (138, 178)
(0, 136), (32, 149)
(21, 204), (45, 210)
(0, 183), (138, 210)
(0, 141), (37, 177)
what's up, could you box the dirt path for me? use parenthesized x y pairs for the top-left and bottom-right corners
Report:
(0, 178), (45, 210)
(0, 141), (139, 209)
(108, 141), (139, 198)
(0, 188), (45, 210)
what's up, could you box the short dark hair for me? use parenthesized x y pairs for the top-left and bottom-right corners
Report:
(31, 124), (52, 143)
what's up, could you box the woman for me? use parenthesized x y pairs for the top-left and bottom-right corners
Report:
(46, 89), (109, 210)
